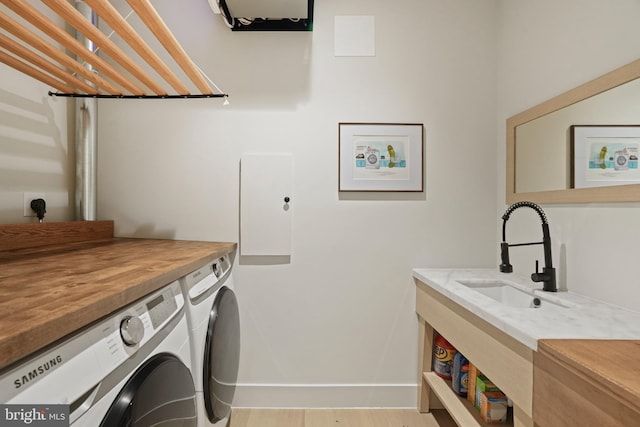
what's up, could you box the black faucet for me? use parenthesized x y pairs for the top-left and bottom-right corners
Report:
(499, 201), (557, 292)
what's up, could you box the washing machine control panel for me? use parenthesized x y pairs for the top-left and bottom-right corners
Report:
(101, 281), (184, 363)
(212, 255), (231, 278)
(146, 287), (178, 329)
(183, 254), (232, 300)
(116, 287), (178, 346)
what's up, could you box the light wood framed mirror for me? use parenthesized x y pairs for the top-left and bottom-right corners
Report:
(506, 58), (640, 204)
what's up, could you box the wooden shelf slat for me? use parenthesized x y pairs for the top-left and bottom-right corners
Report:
(83, 0), (191, 95)
(424, 372), (483, 427)
(0, 0), (222, 98)
(0, 33), (98, 94)
(424, 372), (514, 427)
(0, 11), (121, 94)
(1, 0), (143, 95)
(0, 50), (74, 94)
(41, 0), (168, 96)
(127, 0), (213, 95)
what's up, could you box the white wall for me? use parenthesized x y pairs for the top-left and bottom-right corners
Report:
(97, 0), (499, 407)
(0, 4), (72, 223)
(496, 0), (640, 311)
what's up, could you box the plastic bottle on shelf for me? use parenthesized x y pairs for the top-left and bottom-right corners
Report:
(433, 333), (457, 379)
(452, 352), (469, 397)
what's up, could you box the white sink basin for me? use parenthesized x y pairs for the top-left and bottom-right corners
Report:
(457, 279), (568, 310)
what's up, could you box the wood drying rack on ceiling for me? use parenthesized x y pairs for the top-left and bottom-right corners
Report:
(0, 0), (227, 99)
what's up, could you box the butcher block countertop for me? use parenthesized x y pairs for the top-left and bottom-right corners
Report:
(0, 220), (236, 371)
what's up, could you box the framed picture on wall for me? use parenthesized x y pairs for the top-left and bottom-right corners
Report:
(338, 122), (424, 192)
(571, 125), (640, 188)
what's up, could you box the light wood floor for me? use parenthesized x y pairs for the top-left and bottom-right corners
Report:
(229, 408), (457, 427)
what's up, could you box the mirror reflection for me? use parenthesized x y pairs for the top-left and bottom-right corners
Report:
(515, 77), (640, 193)
(507, 58), (640, 204)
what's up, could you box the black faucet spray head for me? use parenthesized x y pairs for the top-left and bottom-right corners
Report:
(499, 242), (513, 273)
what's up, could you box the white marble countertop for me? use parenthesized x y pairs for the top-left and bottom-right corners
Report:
(413, 268), (640, 350)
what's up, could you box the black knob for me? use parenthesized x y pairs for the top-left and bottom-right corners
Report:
(284, 197), (290, 203)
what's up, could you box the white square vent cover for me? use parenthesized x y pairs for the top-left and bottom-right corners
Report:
(334, 16), (376, 57)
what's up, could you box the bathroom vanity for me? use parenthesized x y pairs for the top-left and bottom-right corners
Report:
(534, 339), (640, 426)
(413, 269), (640, 427)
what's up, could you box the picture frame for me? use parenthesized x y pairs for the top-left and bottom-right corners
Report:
(338, 122), (424, 192)
(571, 125), (640, 188)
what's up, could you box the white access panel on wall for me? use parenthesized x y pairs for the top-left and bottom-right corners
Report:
(240, 154), (293, 256)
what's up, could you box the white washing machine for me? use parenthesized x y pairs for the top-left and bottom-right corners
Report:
(0, 280), (197, 426)
(180, 251), (240, 427)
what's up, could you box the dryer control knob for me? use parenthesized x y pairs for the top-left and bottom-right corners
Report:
(120, 315), (144, 346)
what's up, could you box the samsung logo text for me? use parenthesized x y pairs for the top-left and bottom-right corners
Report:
(13, 355), (63, 389)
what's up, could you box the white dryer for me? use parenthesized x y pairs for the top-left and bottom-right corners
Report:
(180, 251), (240, 427)
(0, 280), (197, 426)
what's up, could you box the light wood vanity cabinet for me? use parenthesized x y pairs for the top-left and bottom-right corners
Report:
(416, 277), (640, 427)
(534, 340), (640, 427)
(416, 279), (534, 427)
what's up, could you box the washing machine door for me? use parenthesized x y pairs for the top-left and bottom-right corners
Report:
(100, 353), (196, 427)
(203, 286), (240, 423)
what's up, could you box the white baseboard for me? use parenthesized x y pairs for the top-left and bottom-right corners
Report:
(232, 383), (418, 408)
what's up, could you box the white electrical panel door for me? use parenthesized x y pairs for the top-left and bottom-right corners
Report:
(240, 154), (293, 256)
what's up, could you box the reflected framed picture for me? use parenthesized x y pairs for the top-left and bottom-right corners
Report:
(571, 125), (640, 188)
(338, 122), (424, 192)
